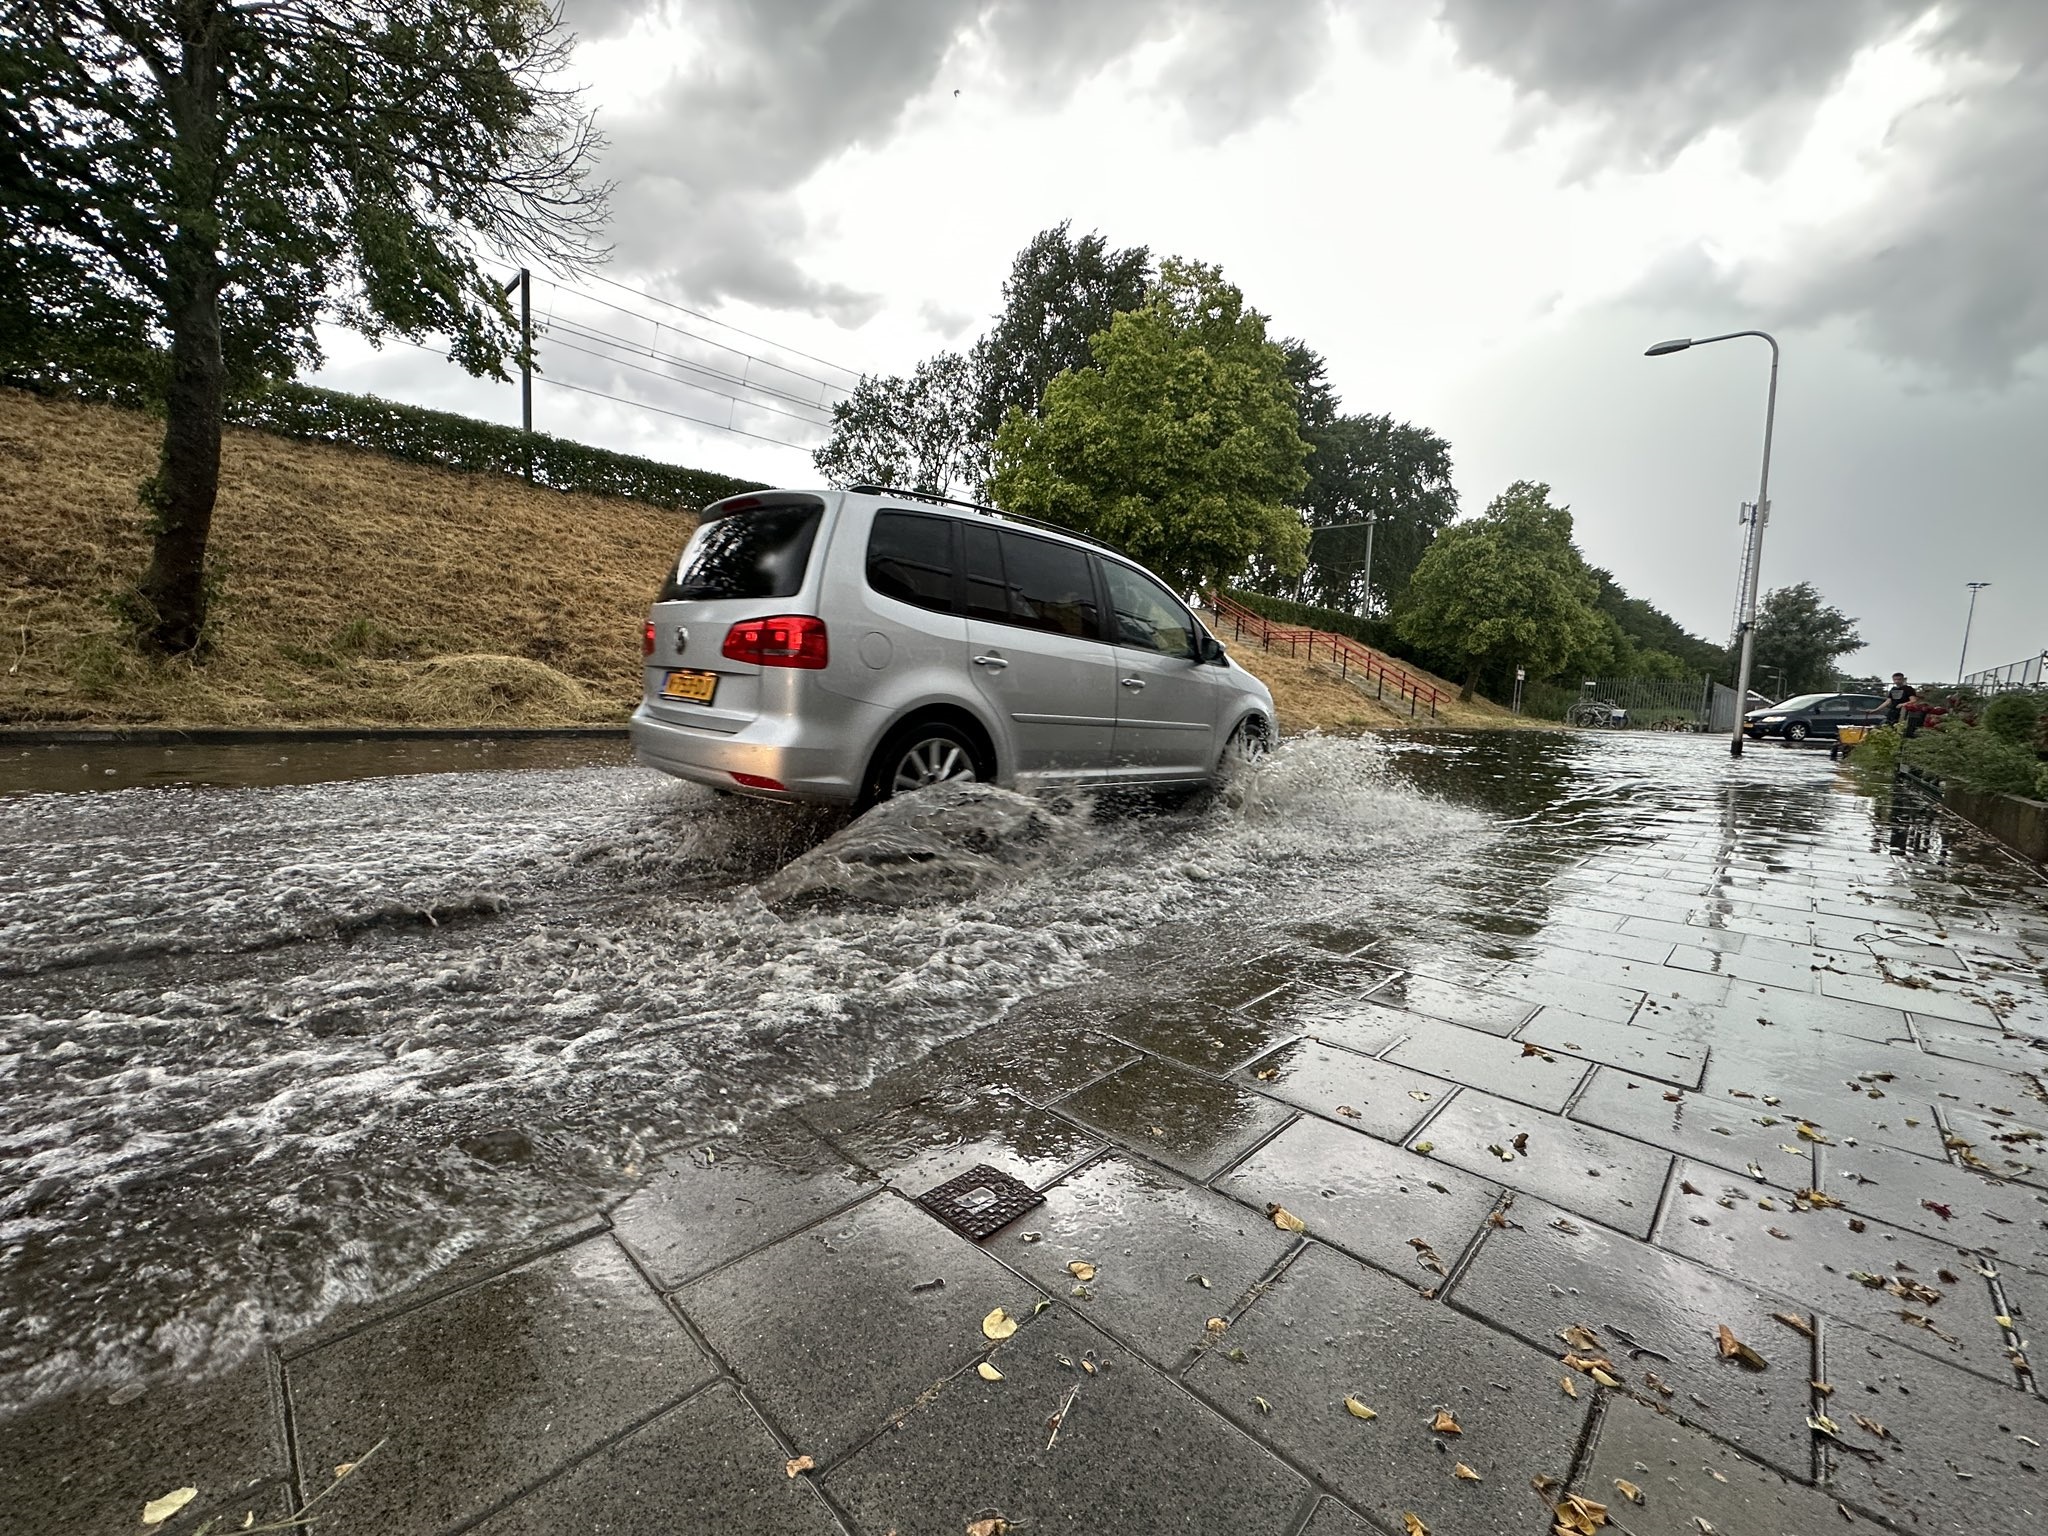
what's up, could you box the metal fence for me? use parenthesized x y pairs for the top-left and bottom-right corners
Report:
(1527, 677), (1726, 729)
(1964, 652), (2048, 694)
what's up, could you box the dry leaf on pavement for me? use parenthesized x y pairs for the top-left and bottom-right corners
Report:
(1344, 1396), (1378, 1421)
(1402, 1514), (1430, 1536)
(1559, 1375), (1578, 1398)
(1431, 1409), (1462, 1435)
(977, 1362), (1003, 1381)
(1268, 1204), (1306, 1233)
(142, 1489), (198, 1527)
(1714, 1324), (1766, 1370)
(785, 1456), (815, 1478)
(1559, 1325), (1601, 1351)
(1613, 1478), (1643, 1504)
(965, 1517), (1010, 1536)
(1066, 1261), (1096, 1281)
(1773, 1312), (1815, 1338)
(1553, 1492), (1610, 1533)
(1336, 1104), (1362, 1118)
(1853, 1414), (1890, 1439)
(1206, 1317), (1228, 1333)
(981, 1307), (1019, 1341)
(1454, 1463), (1481, 1481)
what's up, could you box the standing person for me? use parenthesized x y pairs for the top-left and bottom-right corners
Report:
(1884, 672), (1917, 728)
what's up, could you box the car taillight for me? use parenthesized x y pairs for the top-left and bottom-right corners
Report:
(641, 620), (655, 657)
(722, 615), (828, 669)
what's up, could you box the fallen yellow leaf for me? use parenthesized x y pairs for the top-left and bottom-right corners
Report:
(976, 1362), (1003, 1381)
(965, 1518), (1010, 1536)
(1714, 1324), (1766, 1370)
(1403, 1513), (1430, 1536)
(1269, 1204), (1306, 1234)
(1559, 1375), (1578, 1398)
(1614, 1477), (1643, 1504)
(1559, 1325), (1601, 1351)
(142, 1489), (198, 1526)
(1454, 1462), (1481, 1481)
(1206, 1316), (1228, 1333)
(1343, 1395), (1378, 1421)
(333, 1461), (355, 1479)
(1552, 1492), (1611, 1532)
(1066, 1261), (1096, 1282)
(1589, 1367), (1621, 1388)
(1772, 1311), (1815, 1338)
(1431, 1409), (1462, 1435)
(981, 1307), (1018, 1341)
(785, 1455), (815, 1478)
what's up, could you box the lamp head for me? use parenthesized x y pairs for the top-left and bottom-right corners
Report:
(1644, 338), (1694, 356)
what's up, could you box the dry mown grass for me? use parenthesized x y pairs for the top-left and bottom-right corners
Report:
(0, 389), (694, 727)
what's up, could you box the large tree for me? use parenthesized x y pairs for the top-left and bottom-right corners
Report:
(1745, 582), (1864, 696)
(1396, 480), (1606, 700)
(971, 221), (1150, 443)
(1, 0), (606, 653)
(812, 351), (979, 495)
(988, 259), (1309, 595)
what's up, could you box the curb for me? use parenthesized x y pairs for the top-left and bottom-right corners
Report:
(0, 725), (632, 747)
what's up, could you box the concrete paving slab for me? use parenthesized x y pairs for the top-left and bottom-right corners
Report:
(1232, 1036), (1447, 1141)
(1823, 972), (2000, 1027)
(1572, 1070), (1822, 1184)
(1188, 1243), (1586, 1536)
(1656, 1160), (2017, 1385)
(1619, 915), (1749, 953)
(1415, 1089), (1671, 1237)
(1820, 1323), (2048, 1535)
(1217, 1115), (1500, 1288)
(1055, 1053), (1294, 1182)
(1367, 971), (1535, 1036)
(1946, 1107), (2048, 1189)
(1526, 925), (1679, 966)
(1490, 964), (1650, 1024)
(470, 1382), (842, 1536)
(1385, 1023), (1593, 1114)
(0, 1354), (288, 1536)
(612, 1117), (872, 1290)
(674, 1192), (1038, 1464)
(287, 1237), (710, 1536)
(1098, 996), (1307, 1076)
(1913, 1018), (2048, 1073)
(1299, 1496), (1378, 1535)
(1294, 996), (1422, 1057)
(825, 1306), (1308, 1536)
(1520, 1009), (1708, 1088)
(1450, 1195), (1815, 1477)
(1583, 1395), (1845, 1536)
(989, 1155), (1296, 1369)
(1666, 943), (1824, 994)
(1820, 1137), (2048, 1277)
(830, 1088), (1105, 1194)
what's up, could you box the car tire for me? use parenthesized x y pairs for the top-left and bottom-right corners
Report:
(864, 720), (984, 805)
(1217, 714), (1271, 779)
(1786, 722), (1809, 742)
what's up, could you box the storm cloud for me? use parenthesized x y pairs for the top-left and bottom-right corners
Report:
(1438, 0), (2048, 383)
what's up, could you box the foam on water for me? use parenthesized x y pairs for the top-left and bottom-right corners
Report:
(0, 737), (1491, 1412)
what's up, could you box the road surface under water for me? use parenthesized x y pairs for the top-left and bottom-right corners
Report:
(0, 730), (2038, 1415)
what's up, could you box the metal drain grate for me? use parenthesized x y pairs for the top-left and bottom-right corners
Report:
(916, 1163), (1045, 1241)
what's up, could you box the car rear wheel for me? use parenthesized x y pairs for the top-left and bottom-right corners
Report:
(1786, 722), (1810, 742)
(865, 721), (983, 804)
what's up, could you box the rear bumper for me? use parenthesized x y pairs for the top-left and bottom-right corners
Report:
(630, 704), (866, 804)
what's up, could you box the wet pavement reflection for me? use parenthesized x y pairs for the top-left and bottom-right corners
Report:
(3, 730), (2045, 1535)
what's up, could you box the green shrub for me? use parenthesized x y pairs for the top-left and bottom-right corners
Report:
(1846, 723), (1903, 795)
(1981, 691), (2046, 745)
(1903, 720), (2043, 797)
(226, 382), (766, 511)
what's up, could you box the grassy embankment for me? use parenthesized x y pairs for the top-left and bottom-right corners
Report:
(1, 387), (1531, 734)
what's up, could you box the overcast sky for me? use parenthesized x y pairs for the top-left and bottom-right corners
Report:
(314, 0), (2047, 685)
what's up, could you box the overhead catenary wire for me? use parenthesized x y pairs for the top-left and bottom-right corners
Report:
(541, 334), (836, 431)
(580, 270), (867, 383)
(542, 314), (844, 418)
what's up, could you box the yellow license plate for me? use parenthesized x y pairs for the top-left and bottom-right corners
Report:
(661, 669), (718, 704)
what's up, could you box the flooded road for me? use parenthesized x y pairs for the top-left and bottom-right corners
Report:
(1, 731), (2041, 1415)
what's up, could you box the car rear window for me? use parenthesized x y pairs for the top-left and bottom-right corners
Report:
(662, 501), (823, 601)
(866, 511), (956, 612)
(997, 531), (1103, 640)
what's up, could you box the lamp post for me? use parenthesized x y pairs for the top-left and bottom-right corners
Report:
(1303, 515), (1379, 614)
(1956, 581), (1991, 687)
(1645, 330), (1780, 757)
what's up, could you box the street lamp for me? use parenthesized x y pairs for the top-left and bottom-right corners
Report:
(1303, 516), (1379, 614)
(1956, 581), (1991, 687)
(1645, 330), (1781, 757)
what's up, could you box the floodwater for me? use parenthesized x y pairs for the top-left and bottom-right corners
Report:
(0, 730), (2037, 1414)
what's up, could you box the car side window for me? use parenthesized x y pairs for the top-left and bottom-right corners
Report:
(962, 523), (1009, 623)
(996, 531), (1103, 640)
(1101, 560), (1196, 660)
(1817, 697), (1850, 714)
(866, 511), (956, 612)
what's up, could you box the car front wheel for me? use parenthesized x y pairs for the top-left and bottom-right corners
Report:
(1786, 722), (1810, 742)
(1218, 715), (1271, 778)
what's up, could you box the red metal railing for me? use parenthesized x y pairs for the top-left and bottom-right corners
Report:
(1207, 592), (1443, 719)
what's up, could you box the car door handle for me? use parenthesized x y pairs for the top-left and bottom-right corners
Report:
(972, 654), (1008, 669)
(1121, 676), (1146, 690)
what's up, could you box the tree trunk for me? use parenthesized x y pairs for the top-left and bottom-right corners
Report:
(138, 3), (227, 656)
(1460, 664), (1479, 703)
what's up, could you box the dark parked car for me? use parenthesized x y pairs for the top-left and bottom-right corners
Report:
(1743, 692), (1886, 742)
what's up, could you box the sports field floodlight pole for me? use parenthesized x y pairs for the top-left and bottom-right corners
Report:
(1645, 330), (1780, 757)
(1957, 581), (1991, 687)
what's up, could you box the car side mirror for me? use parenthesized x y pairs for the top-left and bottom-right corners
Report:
(1198, 634), (1226, 665)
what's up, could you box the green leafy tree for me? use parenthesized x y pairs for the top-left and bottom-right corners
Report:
(813, 351), (979, 495)
(1588, 568), (1725, 680)
(1, 0), (607, 654)
(987, 259), (1310, 595)
(1744, 583), (1864, 696)
(972, 221), (1150, 443)
(1396, 480), (1606, 700)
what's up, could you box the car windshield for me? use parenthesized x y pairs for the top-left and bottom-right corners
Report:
(1771, 694), (1830, 712)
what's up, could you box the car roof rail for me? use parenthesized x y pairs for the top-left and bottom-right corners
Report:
(845, 483), (1126, 556)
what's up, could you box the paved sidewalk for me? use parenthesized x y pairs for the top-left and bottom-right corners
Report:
(9, 744), (2048, 1536)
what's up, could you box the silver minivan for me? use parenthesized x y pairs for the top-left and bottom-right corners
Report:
(630, 486), (1276, 805)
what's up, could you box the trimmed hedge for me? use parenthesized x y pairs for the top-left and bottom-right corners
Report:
(227, 382), (766, 511)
